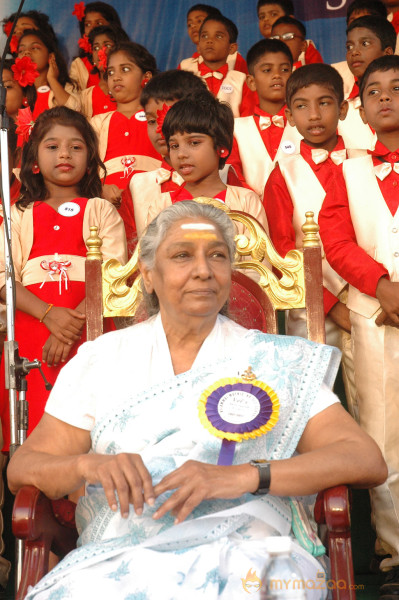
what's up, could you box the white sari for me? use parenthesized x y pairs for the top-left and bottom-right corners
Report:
(27, 315), (340, 599)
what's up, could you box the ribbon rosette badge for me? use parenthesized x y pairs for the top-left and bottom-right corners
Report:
(198, 368), (279, 465)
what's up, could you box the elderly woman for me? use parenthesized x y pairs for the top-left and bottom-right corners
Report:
(8, 202), (385, 599)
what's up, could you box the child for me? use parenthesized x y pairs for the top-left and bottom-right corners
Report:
(90, 41), (162, 206)
(0, 106), (127, 451)
(332, 0), (388, 99)
(144, 92), (268, 233)
(123, 69), (208, 242)
(338, 15), (395, 149)
(384, 0), (399, 33)
(178, 3), (248, 74)
(181, 15), (255, 117)
(270, 16), (315, 70)
(2, 9), (58, 54)
(80, 24), (130, 119)
(17, 29), (81, 119)
(264, 65), (354, 355)
(227, 39), (302, 201)
(69, 1), (122, 91)
(319, 54), (399, 593)
(257, 0), (323, 65)
(2, 58), (29, 122)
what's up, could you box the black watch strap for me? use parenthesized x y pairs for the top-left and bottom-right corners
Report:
(249, 459), (271, 495)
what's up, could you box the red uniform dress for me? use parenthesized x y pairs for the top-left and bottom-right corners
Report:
(265, 137), (348, 315)
(0, 198), (114, 450)
(91, 84), (114, 117)
(101, 111), (162, 191)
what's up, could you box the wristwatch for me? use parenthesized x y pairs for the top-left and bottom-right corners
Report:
(249, 459), (271, 495)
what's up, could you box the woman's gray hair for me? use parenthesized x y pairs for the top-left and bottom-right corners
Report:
(139, 201), (236, 315)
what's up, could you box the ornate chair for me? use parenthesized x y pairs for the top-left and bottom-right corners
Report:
(12, 200), (354, 600)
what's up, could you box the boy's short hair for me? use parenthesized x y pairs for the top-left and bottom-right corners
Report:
(199, 14), (238, 43)
(247, 38), (293, 75)
(286, 63), (344, 107)
(187, 4), (222, 18)
(162, 91), (234, 168)
(346, 0), (387, 23)
(359, 54), (399, 103)
(271, 15), (306, 38)
(140, 70), (207, 108)
(346, 15), (396, 52)
(257, 0), (294, 15)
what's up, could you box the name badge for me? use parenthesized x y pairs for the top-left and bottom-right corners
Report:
(58, 202), (81, 217)
(37, 85), (50, 93)
(220, 84), (233, 94)
(281, 140), (296, 155)
(135, 110), (147, 122)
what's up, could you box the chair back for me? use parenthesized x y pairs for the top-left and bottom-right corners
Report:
(85, 199), (325, 343)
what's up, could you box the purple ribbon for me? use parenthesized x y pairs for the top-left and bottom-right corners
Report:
(206, 382), (274, 466)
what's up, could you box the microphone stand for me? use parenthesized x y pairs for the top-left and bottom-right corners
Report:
(0, 1), (52, 591)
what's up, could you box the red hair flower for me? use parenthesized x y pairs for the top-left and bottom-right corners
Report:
(10, 35), (19, 54)
(98, 47), (108, 71)
(3, 21), (13, 37)
(11, 56), (39, 87)
(78, 35), (92, 54)
(15, 107), (35, 146)
(156, 103), (171, 136)
(72, 2), (86, 21)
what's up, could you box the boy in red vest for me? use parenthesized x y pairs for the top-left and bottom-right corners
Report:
(319, 55), (399, 596)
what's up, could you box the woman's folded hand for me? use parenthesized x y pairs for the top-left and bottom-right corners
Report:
(152, 460), (258, 524)
(77, 453), (155, 518)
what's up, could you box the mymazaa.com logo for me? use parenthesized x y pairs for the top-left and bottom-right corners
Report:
(240, 568), (365, 594)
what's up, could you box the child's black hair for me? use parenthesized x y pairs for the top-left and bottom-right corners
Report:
(346, 15), (396, 52)
(186, 4), (222, 19)
(257, 0), (294, 16)
(78, 2), (122, 36)
(246, 38), (293, 75)
(88, 23), (130, 48)
(140, 70), (207, 109)
(162, 92), (234, 168)
(2, 10), (58, 50)
(271, 15), (306, 38)
(359, 54), (399, 104)
(286, 63), (344, 107)
(7, 121), (18, 155)
(346, 0), (387, 24)
(18, 106), (105, 208)
(106, 41), (157, 77)
(199, 15), (238, 44)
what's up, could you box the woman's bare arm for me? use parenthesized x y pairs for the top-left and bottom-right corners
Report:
(7, 413), (155, 517)
(153, 403), (387, 523)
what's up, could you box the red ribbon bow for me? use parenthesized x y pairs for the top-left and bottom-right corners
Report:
(40, 258), (72, 294)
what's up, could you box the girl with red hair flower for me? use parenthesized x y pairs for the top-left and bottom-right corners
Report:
(69, 1), (123, 91)
(80, 24), (130, 119)
(17, 29), (81, 119)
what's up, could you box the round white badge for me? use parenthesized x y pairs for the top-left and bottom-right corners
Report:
(220, 84), (233, 94)
(135, 110), (147, 121)
(218, 391), (260, 425)
(37, 85), (50, 93)
(281, 141), (296, 155)
(58, 202), (81, 217)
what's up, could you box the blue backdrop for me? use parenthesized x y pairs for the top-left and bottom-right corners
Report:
(0, 0), (349, 71)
